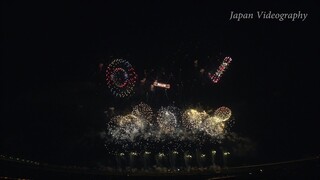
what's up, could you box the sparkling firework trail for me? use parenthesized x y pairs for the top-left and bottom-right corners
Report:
(153, 80), (171, 89)
(208, 56), (232, 83)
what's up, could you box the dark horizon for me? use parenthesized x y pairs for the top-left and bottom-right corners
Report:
(1, 1), (319, 167)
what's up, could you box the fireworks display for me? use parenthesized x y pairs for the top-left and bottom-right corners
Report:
(182, 109), (209, 132)
(108, 114), (145, 142)
(213, 106), (232, 122)
(153, 80), (171, 89)
(132, 102), (154, 124)
(105, 103), (233, 152)
(208, 56), (232, 83)
(203, 117), (226, 138)
(106, 59), (137, 97)
(182, 108), (232, 138)
(156, 106), (180, 135)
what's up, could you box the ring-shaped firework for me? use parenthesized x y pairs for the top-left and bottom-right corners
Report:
(106, 59), (137, 97)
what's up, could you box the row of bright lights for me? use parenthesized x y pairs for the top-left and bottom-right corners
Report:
(0, 154), (40, 165)
(0, 177), (30, 180)
(116, 151), (231, 158)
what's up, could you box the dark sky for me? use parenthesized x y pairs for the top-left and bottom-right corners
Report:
(1, 1), (319, 165)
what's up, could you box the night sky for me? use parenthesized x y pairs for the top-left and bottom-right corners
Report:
(1, 1), (319, 166)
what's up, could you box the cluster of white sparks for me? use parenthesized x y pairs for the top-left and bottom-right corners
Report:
(105, 102), (233, 151)
(156, 106), (180, 136)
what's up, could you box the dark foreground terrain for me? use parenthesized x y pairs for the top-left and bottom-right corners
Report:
(1, 155), (319, 180)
